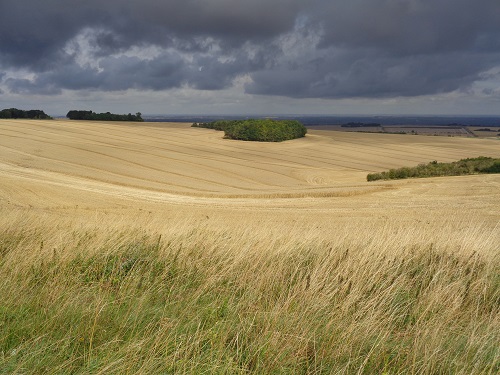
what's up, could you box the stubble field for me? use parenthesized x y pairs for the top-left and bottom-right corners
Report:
(0, 119), (499, 374)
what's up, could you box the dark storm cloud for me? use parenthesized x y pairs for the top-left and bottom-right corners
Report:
(246, 49), (499, 99)
(312, 0), (500, 55)
(0, 0), (302, 65)
(1, 0), (499, 99)
(5, 50), (255, 94)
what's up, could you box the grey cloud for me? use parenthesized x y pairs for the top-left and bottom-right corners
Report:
(1, 0), (500, 100)
(312, 0), (500, 55)
(6, 56), (185, 94)
(120, 0), (304, 42)
(0, 0), (303, 67)
(0, 72), (5, 94)
(0, 1), (101, 68)
(6, 78), (63, 95)
(246, 49), (499, 98)
(5, 49), (255, 93)
(189, 57), (242, 90)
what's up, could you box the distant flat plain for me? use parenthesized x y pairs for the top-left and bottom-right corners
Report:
(0, 119), (499, 230)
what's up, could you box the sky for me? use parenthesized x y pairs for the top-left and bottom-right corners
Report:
(1, 0), (500, 116)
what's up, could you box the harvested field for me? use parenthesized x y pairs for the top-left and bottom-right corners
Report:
(381, 125), (472, 136)
(311, 124), (481, 137)
(1, 119), (499, 225)
(469, 126), (500, 138)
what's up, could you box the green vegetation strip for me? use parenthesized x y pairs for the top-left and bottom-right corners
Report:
(192, 119), (307, 142)
(367, 157), (500, 181)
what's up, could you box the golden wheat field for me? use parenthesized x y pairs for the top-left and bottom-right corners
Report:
(0, 119), (499, 227)
(1, 119), (499, 373)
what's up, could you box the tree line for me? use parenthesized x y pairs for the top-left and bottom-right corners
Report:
(192, 119), (307, 142)
(367, 157), (500, 181)
(0, 108), (144, 122)
(0, 108), (52, 119)
(66, 110), (143, 122)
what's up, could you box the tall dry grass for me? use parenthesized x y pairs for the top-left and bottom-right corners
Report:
(1, 210), (498, 374)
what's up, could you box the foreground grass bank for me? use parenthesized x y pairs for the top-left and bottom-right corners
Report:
(1, 215), (499, 374)
(367, 156), (500, 181)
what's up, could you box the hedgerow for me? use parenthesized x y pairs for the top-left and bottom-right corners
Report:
(367, 157), (500, 181)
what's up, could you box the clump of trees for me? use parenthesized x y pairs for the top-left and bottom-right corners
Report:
(192, 120), (234, 131)
(67, 110), (143, 122)
(192, 119), (307, 142)
(0, 108), (52, 119)
(367, 157), (500, 181)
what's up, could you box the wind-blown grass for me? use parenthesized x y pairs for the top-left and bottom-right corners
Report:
(1, 213), (498, 374)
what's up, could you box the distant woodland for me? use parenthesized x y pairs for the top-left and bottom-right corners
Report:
(67, 110), (144, 122)
(192, 119), (307, 142)
(0, 108), (52, 119)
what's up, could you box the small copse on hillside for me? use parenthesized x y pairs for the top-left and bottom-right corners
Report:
(367, 157), (500, 181)
(192, 119), (307, 142)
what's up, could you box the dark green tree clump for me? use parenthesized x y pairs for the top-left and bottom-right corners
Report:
(367, 157), (500, 181)
(192, 120), (234, 131)
(192, 119), (307, 142)
(0, 108), (52, 119)
(66, 110), (143, 122)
